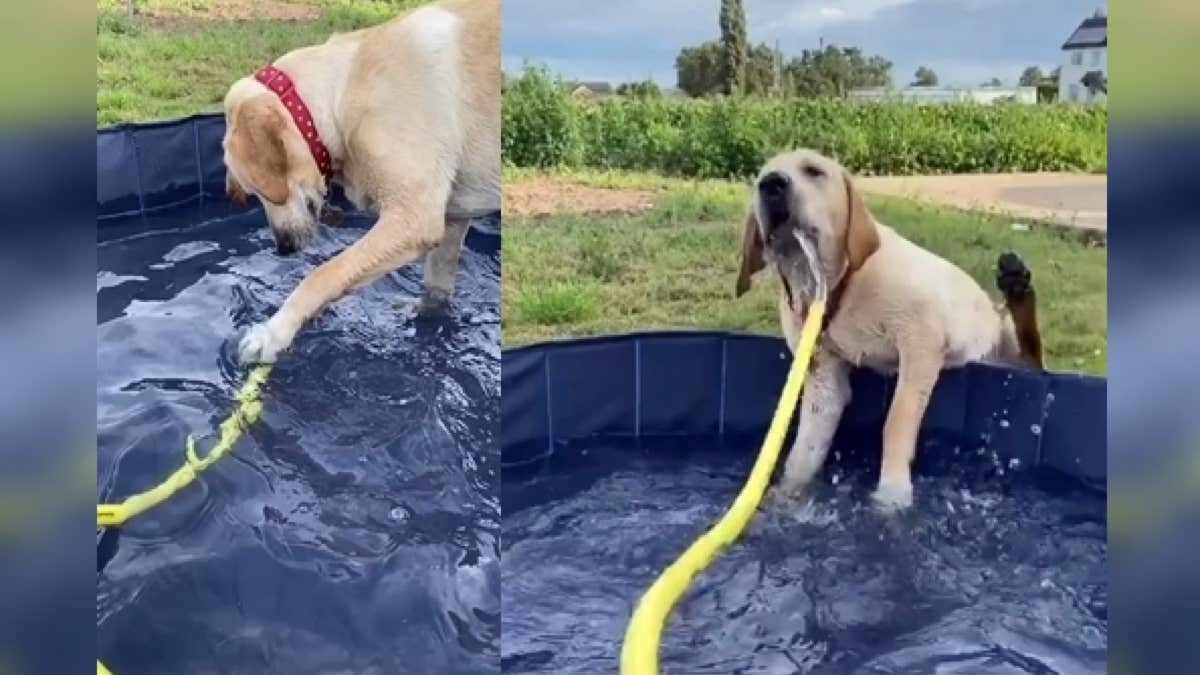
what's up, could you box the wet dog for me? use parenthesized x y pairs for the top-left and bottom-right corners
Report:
(221, 0), (499, 364)
(736, 149), (1043, 510)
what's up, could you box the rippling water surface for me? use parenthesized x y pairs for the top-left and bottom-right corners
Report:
(502, 445), (1106, 674)
(97, 204), (500, 674)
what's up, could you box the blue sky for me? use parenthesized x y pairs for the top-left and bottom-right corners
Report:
(502, 0), (1106, 88)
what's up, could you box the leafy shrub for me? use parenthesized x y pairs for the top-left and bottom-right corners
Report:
(502, 69), (1107, 178)
(501, 66), (581, 168)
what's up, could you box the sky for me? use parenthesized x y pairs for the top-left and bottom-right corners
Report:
(502, 0), (1106, 88)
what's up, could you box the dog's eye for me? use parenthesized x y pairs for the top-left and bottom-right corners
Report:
(802, 164), (825, 179)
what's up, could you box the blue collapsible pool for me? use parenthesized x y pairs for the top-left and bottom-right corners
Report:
(96, 115), (500, 674)
(501, 333), (1106, 673)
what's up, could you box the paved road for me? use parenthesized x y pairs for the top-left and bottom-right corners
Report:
(858, 173), (1107, 232)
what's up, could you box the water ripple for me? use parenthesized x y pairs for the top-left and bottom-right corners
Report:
(98, 208), (499, 674)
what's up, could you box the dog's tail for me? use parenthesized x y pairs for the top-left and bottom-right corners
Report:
(996, 252), (1044, 371)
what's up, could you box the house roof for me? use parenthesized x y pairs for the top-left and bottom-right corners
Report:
(1062, 14), (1107, 50)
(566, 81), (613, 94)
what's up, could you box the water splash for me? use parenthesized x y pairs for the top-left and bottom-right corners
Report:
(503, 444), (1105, 674)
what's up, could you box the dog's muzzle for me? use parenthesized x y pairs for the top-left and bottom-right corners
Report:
(758, 171), (792, 229)
(757, 172), (825, 312)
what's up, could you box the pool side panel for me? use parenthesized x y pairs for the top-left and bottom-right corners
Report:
(502, 332), (1107, 489)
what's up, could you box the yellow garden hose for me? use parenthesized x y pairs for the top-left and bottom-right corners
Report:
(96, 365), (272, 527)
(97, 364), (273, 674)
(620, 301), (825, 674)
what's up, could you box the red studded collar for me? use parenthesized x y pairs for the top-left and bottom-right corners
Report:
(254, 64), (334, 181)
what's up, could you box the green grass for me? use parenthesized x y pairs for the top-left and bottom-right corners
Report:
(96, 0), (429, 125)
(503, 170), (1107, 375)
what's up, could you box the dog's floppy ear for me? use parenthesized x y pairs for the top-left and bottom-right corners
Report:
(735, 206), (766, 297)
(842, 170), (880, 271)
(227, 94), (290, 205)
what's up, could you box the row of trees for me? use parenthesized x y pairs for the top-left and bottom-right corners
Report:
(684, 0), (894, 97)
(650, 0), (1082, 102)
(676, 41), (895, 98)
(615, 62), (1068, 101)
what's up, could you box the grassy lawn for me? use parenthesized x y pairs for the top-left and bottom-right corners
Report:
(502, 169), (1107, 375)
(97, 0), (428, 125)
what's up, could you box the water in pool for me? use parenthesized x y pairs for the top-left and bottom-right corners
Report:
(97, 203), (500, 674)
(502, 444), (1106, 674)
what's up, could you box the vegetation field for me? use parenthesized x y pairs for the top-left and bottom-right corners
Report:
(503, 68), (1108, 179)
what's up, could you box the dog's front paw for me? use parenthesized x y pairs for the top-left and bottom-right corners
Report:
(996, 252), (1032, 300)
(773, 477), (813, 504)
(871, 480), (913, 514)
(238, 322), (290, 365)
(419, 291), (452, 316)
(764, 486), (794, 509)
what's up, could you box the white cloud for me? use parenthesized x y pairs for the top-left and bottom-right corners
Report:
(751, 0), (918, 37)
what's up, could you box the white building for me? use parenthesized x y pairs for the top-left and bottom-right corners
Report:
(1059, 10), (1107, 103)
(848, 86), (1037, 105)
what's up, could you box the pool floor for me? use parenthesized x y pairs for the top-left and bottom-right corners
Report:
(97, 204), (500, 674)
(502, 444), (1106, 674)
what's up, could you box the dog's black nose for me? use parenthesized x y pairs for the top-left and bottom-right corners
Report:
(758, 171), (791, 199)
(274, 232), (299, 256)
(758, 171), (792, 227)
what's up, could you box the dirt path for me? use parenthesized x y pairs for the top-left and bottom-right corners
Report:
(857, 173), (1107, 232)
(137, 0), (320, 32)
(504, 172), (1108, 234)
(503, 178), (657, 217)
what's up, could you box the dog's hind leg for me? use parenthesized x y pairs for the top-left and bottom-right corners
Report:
(995, 252), (1044, 371)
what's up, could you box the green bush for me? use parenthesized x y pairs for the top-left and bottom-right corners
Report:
(502, 69), (1107, 178)
(501, 66), (581, 168)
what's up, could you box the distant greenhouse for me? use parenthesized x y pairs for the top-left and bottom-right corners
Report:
(848, 86), (1038, 105)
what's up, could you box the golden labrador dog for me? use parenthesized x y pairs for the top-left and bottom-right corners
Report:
(222, 0), (499, 364)
(736, 149), (1043, 511)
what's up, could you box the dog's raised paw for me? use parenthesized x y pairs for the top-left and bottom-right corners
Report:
(238, 322), (288, 365)
(871, 480), (913, 514)
(996, 252), (1032, 300)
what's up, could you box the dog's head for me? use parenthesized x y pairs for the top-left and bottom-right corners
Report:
(222, 78), (326, 256)
(735, 149), (880, 314)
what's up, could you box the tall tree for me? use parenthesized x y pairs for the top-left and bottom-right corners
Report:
(785, 44), (892, 97)
(1019, 66), (1044, 87)
(616, 80), (662, 98)
(913, 66), (938, 86)
(719, 0), (748, 95)
(675, 41), (724, 97)
(1080, 70), (1107, 95)
(745, 43), (781, 96)
(984, 77), (1003, 86)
